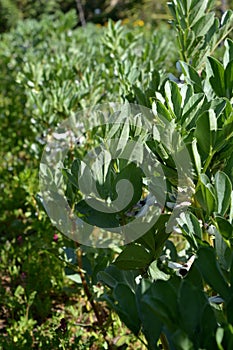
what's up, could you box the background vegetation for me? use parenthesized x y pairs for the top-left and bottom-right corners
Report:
(0, 6), (176, 349)
(1, 0), (232, 32)
(0, 0), (233, 349)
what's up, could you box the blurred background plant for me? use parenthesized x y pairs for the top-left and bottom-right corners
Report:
(1, 0), (232, 32)
(0, 3), (176, 348)
(0, 0), (233, 348)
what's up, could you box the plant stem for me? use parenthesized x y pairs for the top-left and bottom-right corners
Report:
(75, 0), (86, 27)
(75, 246), (104, 329)
(209, 26), (233, 57)
(76, 246), (119, 349)
(202, 149), (215, 174)
(196, 148), (215, 192)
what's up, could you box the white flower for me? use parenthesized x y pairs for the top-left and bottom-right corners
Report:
(168, 261), (183, 269)
(173, 226), (182, 234)
(135, 275), (142, 285)
(207, 224), (216, 235)
(167, 255), (195, 277)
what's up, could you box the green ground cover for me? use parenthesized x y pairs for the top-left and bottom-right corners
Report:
(0, 1), (233, 349)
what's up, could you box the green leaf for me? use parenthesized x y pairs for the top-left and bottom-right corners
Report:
(153, 214), (171, 257)
(133, 86), (148, 107)
(98, 265), (137, 291)
(226, 295), (233, 325)
(192, 139), (202, 175)
(165, 80), (182, 119)
(113, 163), (143, 212)
(230, 191), (233, 224)
(136, 228), (156, 255)
(195, 109), (217, 155)
(215, 215), (233, 240)
(71, 158), (81, 177)
(179, 61), (203, 93)
(192, 12), (215, 37)
(65, 270), (82, 284)
(185, 262), (203, 290)
(108, 122), (130, 157)
(216, 328), (224, 350)
(223, 39), (233, 68)
(189, 0), (208, 27)
(178, 280), (208, 337)
(141, 277), (179, 331)
(77, 161), (94, 196)
(199, 174), (216, 215)
(136, 280), (162, 350)
(91, 148), (112, 190)
(224, 60), (233, 99)
(62, 168), (79, 189)
(215, 171), (232, 215)
(149, 69), (160, 91)
(114, 244), (153, 270)
(199, 303), (218, 348)
(172, 329), (194, 350)
(75, 200), (120, 228)
(181, 93), (205, 129)
(215, 228), (232, 270)
(148, 261), (169, 282)
(113, 283), (141, 335)
(63, 247), (77, 264)
(208, 57), (225, 97)
(196, 247), (231, 301)
(97, 270), (118, 289)
(177, 211), (202, 249)
(155, 100), (173, 122)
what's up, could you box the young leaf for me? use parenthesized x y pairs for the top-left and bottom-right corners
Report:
(215, 171), (232, 216)
(165, 80), (182, 119)
(192, 12), (215, 37)
(208, 57), (225, 97)
(223, 39), (233, 68)
(154, 100), (173, 122)
(199, 174), (216, 215)
(192, 139), (202, 175)
(195, 109), (217, 155)
(224, 60), (233, 99)
(189, 0), (208, 27)
(179, 61), (203, 93)
(177, 211), (202, 249)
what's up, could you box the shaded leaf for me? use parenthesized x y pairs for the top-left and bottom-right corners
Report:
(114, 244), (153, 270)
(196, 247), (231, 301)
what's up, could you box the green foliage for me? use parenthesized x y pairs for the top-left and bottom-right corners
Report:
(168, 0), (233, 68)
(0, 0), (73, 31)
(1, 0), (233, 348)
(96, 3), (233, 349)
(0, 0), (171, 33)
(0, 9), (175, 349)
(0, 0), (21, 31)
